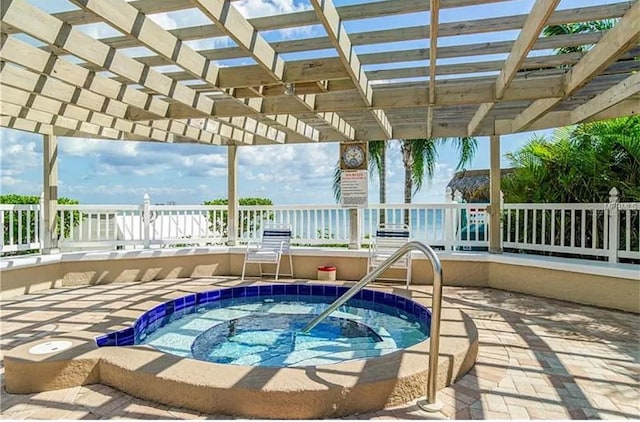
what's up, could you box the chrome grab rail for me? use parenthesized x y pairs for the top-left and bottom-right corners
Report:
(301, 241), (443, 408)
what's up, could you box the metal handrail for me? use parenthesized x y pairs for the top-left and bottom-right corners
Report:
(301, 241), (443, 408)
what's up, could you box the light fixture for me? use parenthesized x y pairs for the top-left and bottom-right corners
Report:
(284, 82), (295, 96)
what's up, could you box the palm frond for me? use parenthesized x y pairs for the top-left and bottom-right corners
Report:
(331, 160), (341, 203)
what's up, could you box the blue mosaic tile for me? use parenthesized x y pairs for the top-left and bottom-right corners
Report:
(246, 286), (260, 297)
(298, 284), (311, 296)
(323, 285), (337, 297)
(208, 290), (222, 301)
(361, 289), (374, 301)
(383, 293), (395, 306)
(285, 284), (298, 295)
(232, 287), (247, 298)
(259, 285), (272, 296)
(148, 304), (166, 323)
(96, 334), (116, 347)
(373, 291), (385, 303)
(97, 283), (431, 350)
(116, 328), (134, 346)
(395, 297), (406, 310)
(174, 297), (185, 311)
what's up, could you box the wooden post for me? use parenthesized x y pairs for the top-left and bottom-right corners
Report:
(348, 209), (361, 250)
(227, 145), (238, 246)
(143, 193), (151, 249)
(42, 134), (58, 254)
(608, 187), (619, 263)
(489, 135), (502, 254)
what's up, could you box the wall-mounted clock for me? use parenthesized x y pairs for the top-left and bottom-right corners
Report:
(340, 143), (367, 170)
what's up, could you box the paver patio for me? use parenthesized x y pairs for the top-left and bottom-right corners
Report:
(1, 278), (638, 420)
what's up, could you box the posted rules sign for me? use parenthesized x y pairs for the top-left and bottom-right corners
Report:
(340, 169), (368, 208)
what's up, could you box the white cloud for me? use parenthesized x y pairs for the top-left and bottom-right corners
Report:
(65, 184), (201, 198)
(61, 138), (138, 157)
(147, 12), (179, 30)
(234, 0), (314, 41)
(241, 143), (336, 183)
(234, 0), (310, 18)
(1, 176), (21, 186)
(0, 129), (42, 194)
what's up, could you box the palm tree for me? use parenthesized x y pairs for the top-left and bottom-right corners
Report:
(332, 140), (387, 205)
(399, 137), (477, 223)
(543, 19), (616, 54)
(333, 137), (477, 224)
(503, 116), (640, 203)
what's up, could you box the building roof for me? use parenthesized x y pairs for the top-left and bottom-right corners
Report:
(447, 168), (516, 202)
(1, 0), (638, 145)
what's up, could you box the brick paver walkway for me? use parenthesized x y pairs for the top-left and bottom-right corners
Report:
(1, 278), (638, 419)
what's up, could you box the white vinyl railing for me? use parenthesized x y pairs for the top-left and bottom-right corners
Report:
(2, 190), (638, 263)
(238, 205), (350, 245)
(0, 204), (41, 253)
(501, 189), (639, 262)
(55, 196), (228, 250)
(502, 203), (609, 257)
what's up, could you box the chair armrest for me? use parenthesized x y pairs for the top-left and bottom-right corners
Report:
(245, 240), (260, 251)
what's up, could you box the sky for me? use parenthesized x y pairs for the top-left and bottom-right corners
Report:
(0, 0), (614, 205)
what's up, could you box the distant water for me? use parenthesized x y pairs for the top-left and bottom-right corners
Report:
(259, 208), (445, 242)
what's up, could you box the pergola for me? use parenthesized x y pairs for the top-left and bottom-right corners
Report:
(1, 0), (639, 252)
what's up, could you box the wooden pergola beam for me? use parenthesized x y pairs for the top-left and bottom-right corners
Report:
(309, 0), (393, 139)
(427, 0), (439, 138)
(511, 0), (640, 132)
(61, 0), (317, 143)
(1, 101), (128, 141)
(192, 0), (354, 141)
(502, 97), (639, 133)
(2, 1), (215, 114)
(7, 0), (510, 35)
(0, 116), (53, 136)
(468, 0), (560, 136)
(496, 0), (560, 99)
(46, 3), (631, 69)
(0, 44), (281, 144)
(570, 72), (640, 123)
(0, 82), (181, 143)
(192, 0), (284, 80)
(0, 0), (637, 142)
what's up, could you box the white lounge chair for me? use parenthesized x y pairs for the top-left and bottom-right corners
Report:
(367, 224), (412, 286)
(241, 224), (293, 281)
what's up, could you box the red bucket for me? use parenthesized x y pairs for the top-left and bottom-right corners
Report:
(317, 265), (336, 281)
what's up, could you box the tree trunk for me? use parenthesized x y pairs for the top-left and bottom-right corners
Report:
(379, 146), (386, 225)
(401, 141), (413, 226)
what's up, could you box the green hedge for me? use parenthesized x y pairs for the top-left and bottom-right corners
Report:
(1, 194), (81, 249)
(203, 197), (273, 237)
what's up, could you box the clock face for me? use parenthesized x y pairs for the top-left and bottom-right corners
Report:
(342, 144), (366, 169)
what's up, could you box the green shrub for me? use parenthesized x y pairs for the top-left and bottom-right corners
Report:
(203, 197), (274, 237)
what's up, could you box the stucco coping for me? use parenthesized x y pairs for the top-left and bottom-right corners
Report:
(3, 283), (478, 418)
(2, 245), (638, 280)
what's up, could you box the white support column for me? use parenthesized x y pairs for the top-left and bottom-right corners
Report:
(227, 145), (238, 246)
(42, 134), (58, 254)
(489, 135), (502, 254)
(142, 193), (151, 249)
(348, 209), (361, 250)
(608, 187), (620, 263)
